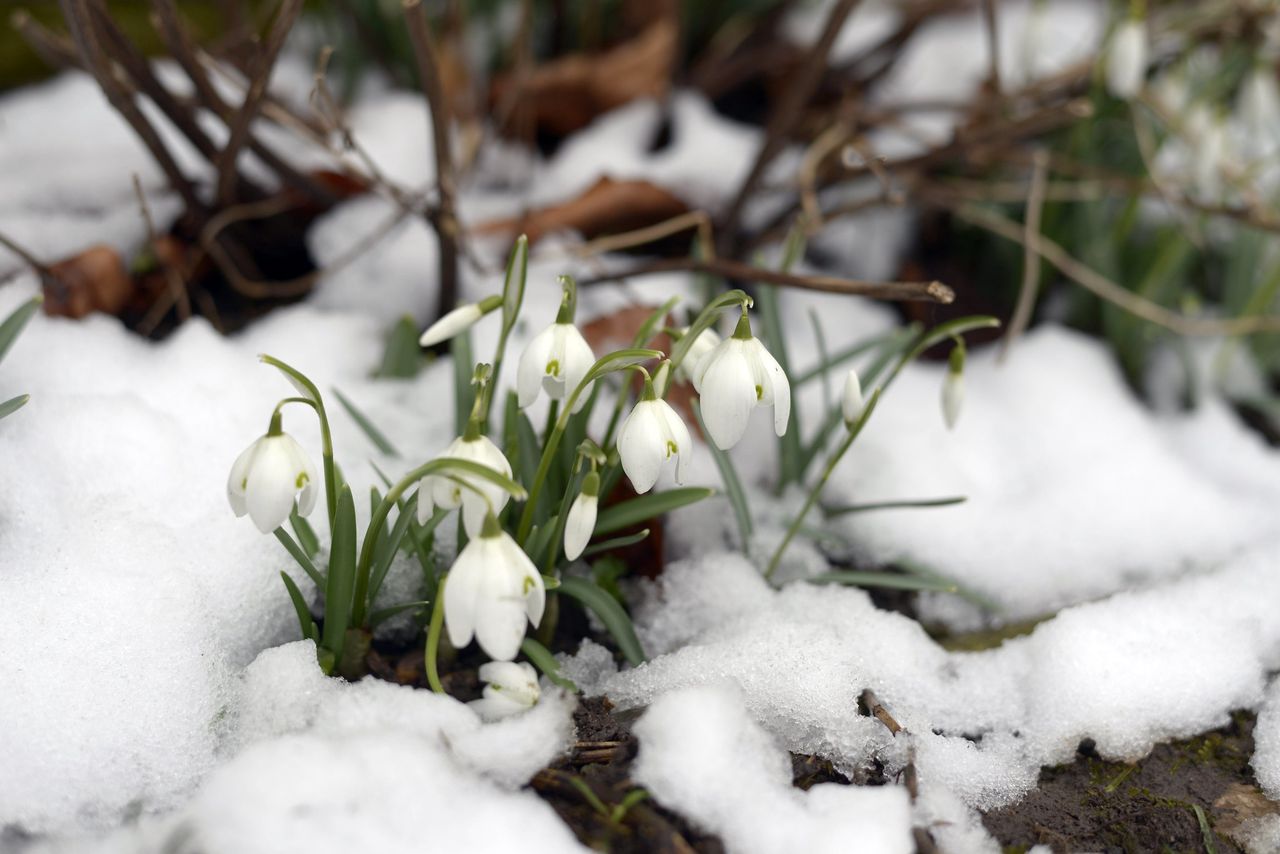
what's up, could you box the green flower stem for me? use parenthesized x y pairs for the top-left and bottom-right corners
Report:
(260, 356), (338, 529)
(764, 388), (882, 582)
(425, 574), (447, 694)
(350, 457), (526, 627)
(485, 236), (528, 427)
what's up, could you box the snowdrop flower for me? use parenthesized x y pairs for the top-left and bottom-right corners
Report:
(618, 377), (692, 493)
(517, 277), (595, 412)
(842, 369), (865, 426)
(563, 472), (599, 561)
(419, 295), (502, 348)
(417, 432), (514, 536)
(674, 327), (721, 384)
(1240, 66), (1280, 137)
(470, 661), (540, 721)
(444, 514), (545, 661)
(942, 344), (965, 430)
(691, 310), (790, 450)
(227, 420), (318, 534)
(1105, 17), (1148, 100)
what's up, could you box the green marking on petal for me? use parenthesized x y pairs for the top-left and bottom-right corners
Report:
(523, 575), (536, 595)
(666, 440), (678, 458)
(755, 384), (764, 400)
(295, 471), (309, 489)
(546, 359), (561, 377)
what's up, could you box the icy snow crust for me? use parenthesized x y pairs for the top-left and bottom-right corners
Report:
(5, 4), (1280, 852)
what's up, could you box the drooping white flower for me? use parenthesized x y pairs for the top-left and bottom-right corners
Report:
(842, 368), (865, 426)
(563, 472), (599, 561)
(674, 327), (721, 384)
(417, 433), (514, 536)
(942, 345), (965, 430)
(227, 428), (318, 534)
(1105, 18), (1148, 100)
(618, 380), (692, 494)
(1240, 66), (1280, 138)
(469, 661), (540, 721)
(691, 312), (790, 451)
(517, 322), (595, 412)
(418, 295), (502, 348)
(444, 515), (546, 661)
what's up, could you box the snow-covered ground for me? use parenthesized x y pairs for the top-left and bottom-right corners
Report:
(5, 2), (1280, 852)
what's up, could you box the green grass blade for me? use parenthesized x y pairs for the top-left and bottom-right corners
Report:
(377, 315), (424, 378)
(582, 528), (651, 557)
(520, 636), (579, 692)
(451, 329), (474, 436)
(367, 494), (419, 608)
(0, 295), (41, 366)
(632, 297), (680, 348)
(279, 571), (318, 642)
(692, 401), (752, 546)
(808, 308), (832, 411)
(757, 283), (801, 487)
(368, 599), (432, 628)
(290, 508), (320, 559)
(0, 394), (30, 420)
(273, 527), (324, 587)
(807, 571), (960, 593)
(824, 496), (967, 516)
(595, 487), (715, 536)
(333, 387), (399, 457)
(556, 576), (646, 666)
(321, 486), (358, 667)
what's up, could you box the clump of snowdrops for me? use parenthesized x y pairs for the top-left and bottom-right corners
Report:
(227, 235), (993, 714)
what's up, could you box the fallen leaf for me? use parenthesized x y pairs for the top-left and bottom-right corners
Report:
(1213, 782), (1280, 844)
(474, 176), (689, 247)
(490, 18), (676, 138)
(43, 245), (135, 319)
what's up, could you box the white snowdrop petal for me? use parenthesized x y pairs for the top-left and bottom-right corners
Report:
(244, 440), (302, 534)
(662, 402), (694, 485)
(561, 326), (596, 411)
(563, 493), (597, 561)
(416, 479), (436, 525)
(443, 541), (486, 650)
(752, 340), (790, 437)
(226, 441), (259, 517)
(842, 370), (865, 424)
(1106, 19), (1148, 100)
(517, 325), (556, 408)
(698, 346), (756, 450)
(618, 403), (666, 493)
(419, 303), (483, 348)
(473, 573), (528, 662)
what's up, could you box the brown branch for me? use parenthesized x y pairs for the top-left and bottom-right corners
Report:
(1000, 148), (1048, 362)
(860, 689), (903, 736)
(577, 256), (953, 304)
(403, 0), (461, 322)
(10, 10), (79, 69)
(718, 0), (863, 255)
(213, 0), (304, 206)
(60, 0), (203, 213)
(132, 174), (191, 335)
(980, 0), (1001, 96)
(943, 198), (1280, 336)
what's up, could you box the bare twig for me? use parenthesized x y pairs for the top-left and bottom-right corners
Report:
(577, 256), (953, 303)
(980, 0), (1001, 96)
(10, 10), (79, 69)
(404, 0), (462, 323)
(60, 0), (202, 213)
(573, 210), (716, 260)
(860, 689), (903, 736)
(213, 0), (304, 206)
(718, 0), (863, 254)
(132, 174), (191, 334)
(1000, 148), (1048, 362)
(945, 199), (1280, 336)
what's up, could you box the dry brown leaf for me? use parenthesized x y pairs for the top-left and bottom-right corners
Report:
(1213, 782), (1280, 844)
(43, 245), (135, 319)
(474, 176), (689, 247)
(490, 19), (676, 138)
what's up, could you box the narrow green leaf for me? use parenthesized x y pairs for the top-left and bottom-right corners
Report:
(824, 496), (967, 517)
(894, 559), (1000, 611)
(524, 515), (559, 564)
(790, 328), (903, 387)
(290, 508), (320, 559)
(692, 401), (752, 545)
(757, 284), (801, 487)
(807, 571), (960, 593)
(279, 571), (318, 642)
(520, 636), (579, 692)
(321, 486), (358, 663)
(501, 235), (530, 326)
(595, 487), (716, 536)
(883, 316), (1001, 391)
(367, 494), (419, 608)
(451, 329), (474, 436)
(368, 599), (432, 628)
(0, 295), (41, 366)
(582, 528), (651, 557)
(273, 527), (324, 587)
(0, 394), (30, 420)
(583, 348), (665, 385)
(632, 296), (681, 348)
(556, 576), (646, 666)
(259, 354), (322, 404)
(333, 387), (399, 457)
(669, 289), (751, 369)
(807, 308), (833, 411)
(377, 315), (424, 378)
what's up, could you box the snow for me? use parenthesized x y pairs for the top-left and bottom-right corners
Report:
(5, 6), (1280, 852)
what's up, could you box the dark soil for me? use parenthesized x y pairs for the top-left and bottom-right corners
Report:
(984, 712), (1279, 854)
